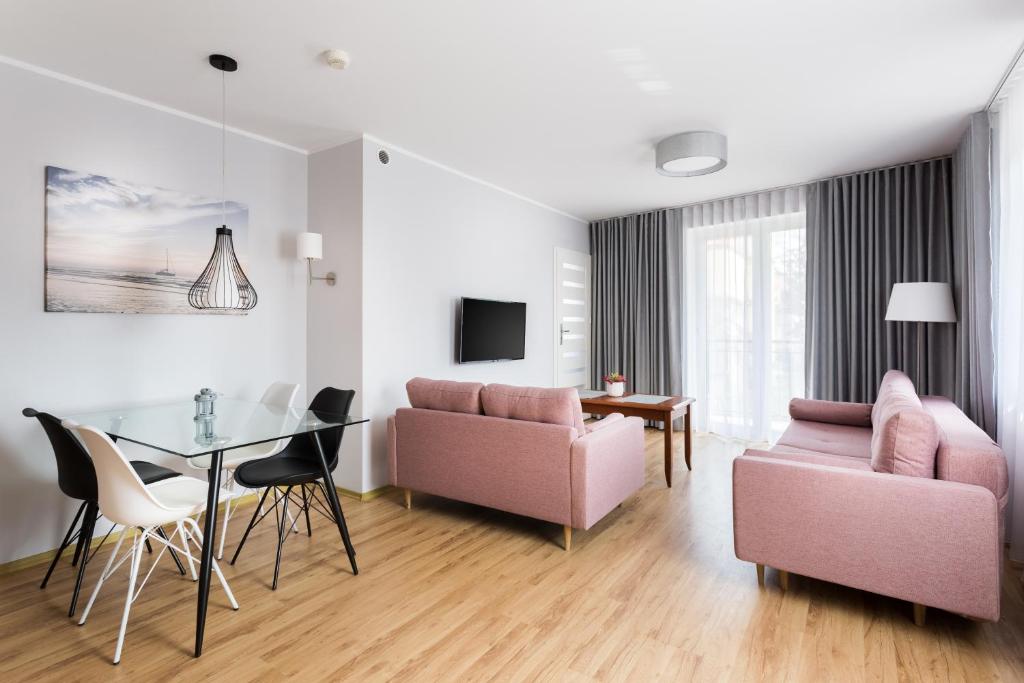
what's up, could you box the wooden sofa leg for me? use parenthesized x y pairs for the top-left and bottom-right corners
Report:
(563, 525), (572, 552)
(913, 603), (927, 626)
(756, 564), (765, 587)
(404, 488), (412, 510)
(778, 570), (789, 591)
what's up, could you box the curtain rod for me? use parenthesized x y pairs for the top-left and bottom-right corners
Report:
(600, 154), (952, 223)
(986, 39), (1024, 111)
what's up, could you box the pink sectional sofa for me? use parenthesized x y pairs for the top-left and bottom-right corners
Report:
(733, 370), (1008, 623)
(387, 378), (645, 550)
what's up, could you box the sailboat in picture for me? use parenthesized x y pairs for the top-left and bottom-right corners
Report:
(155, 249), (176, 277)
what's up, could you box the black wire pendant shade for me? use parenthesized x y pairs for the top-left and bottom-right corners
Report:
(190, 53), (257, 311)
(188, 226), (257, 310)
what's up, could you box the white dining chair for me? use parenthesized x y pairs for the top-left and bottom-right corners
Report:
(65, 421), (239, 665)
(188, 381), (300, 559)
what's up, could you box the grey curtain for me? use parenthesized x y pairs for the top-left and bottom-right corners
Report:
(590, 210), (684, 416)
(806, 158), (955, 402)
(952, 111), (996, 436)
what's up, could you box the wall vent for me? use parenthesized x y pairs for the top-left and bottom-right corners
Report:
(378, 149), (390, 165)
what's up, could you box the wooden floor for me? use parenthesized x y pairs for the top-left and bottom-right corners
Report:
(2, 429), (1024, 681)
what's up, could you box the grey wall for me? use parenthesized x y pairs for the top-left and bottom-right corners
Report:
(359, 139), (589, 490)
(306, 140), (364, 491)
(0, 62), (308, 563)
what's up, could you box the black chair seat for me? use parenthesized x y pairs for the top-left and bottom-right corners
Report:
(129, 460), (180, 485)
(235, 455), (321, 489)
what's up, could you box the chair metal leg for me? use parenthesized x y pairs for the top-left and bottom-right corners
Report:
(79, 526), (127, 626)
(231, 486), (272, 566)
(183, 517), (238, 610)
(41, 501), (87, 589)
(154, 526), (187, 576)
(217, 473), (234, 560)
(113, 531), (145, 664)
(301, 484), (312, 537)
(176, 521), (198, 580)
(272, 486), (293, 590)
(68, 502), (98, 618)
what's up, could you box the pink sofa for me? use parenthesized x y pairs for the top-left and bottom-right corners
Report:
(387, 378), (645, 549)
(733, 370), (1008, 623)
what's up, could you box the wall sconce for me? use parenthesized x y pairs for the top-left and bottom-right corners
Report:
(297, 232), (336, 286)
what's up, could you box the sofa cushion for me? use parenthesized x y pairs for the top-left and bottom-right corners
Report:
(757, 447), (875, 472)
(871, 369), (917, 425)
(775, 420), (873, 459)
(406, 377), (483, 414)
(870, 386), (938, 478)
(481, 384), (586, 436)
(789, 398), (872, 427)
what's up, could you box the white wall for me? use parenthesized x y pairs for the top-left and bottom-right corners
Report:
(0, 62), (308, 563)
(359, 139), (589, 490)
(306, 140), (364, 491)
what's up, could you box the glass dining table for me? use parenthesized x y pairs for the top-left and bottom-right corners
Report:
(65, 397), (369, 657)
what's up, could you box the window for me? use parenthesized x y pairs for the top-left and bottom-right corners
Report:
(684, 211), (806, 442)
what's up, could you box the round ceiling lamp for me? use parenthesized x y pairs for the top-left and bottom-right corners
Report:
(655, 131), (727, 177)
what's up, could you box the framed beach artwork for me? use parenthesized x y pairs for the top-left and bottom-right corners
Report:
(43, 166), (250, 314)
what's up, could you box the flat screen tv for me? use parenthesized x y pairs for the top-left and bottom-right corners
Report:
(459, 297), (526, 363)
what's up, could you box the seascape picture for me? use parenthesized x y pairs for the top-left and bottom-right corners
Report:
(44, 166), (250, 314)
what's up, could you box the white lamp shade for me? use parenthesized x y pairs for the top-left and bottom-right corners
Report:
(297, 232), (323, 260)
(885, 282), (956, 323)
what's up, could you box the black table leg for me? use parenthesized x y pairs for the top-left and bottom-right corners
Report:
(311, 432), (358, 575)
(194, 449), (223, 657)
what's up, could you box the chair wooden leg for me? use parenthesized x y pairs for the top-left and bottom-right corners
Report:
(778, 570), (789, 591)
(913, 603), (927, 626)
(563, 525), (572, 552)
(404, 488), (412, 510)
(756, 563), (765, 587)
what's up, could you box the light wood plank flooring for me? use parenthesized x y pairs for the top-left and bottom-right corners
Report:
(2, 429), (1024, 681)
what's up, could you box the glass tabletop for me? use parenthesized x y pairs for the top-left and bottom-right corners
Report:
(64, 397), (368, 457)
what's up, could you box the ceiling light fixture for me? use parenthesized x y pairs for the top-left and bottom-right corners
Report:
(655, 131), (728, 177)
(189, 54), (258, 311)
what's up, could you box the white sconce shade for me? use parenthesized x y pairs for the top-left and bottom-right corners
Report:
(297, 232), (323, 260)
(885, 282), (956, 323)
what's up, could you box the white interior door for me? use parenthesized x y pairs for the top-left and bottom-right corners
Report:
(554, 248), (591, 389)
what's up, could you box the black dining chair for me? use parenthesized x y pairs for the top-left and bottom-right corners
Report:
(230, 387), (357, 589)
(23, 408), (187, 617)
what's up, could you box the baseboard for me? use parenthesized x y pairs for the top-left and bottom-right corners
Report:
(0, 486), (392, 575)
(336, 485), (393, 501)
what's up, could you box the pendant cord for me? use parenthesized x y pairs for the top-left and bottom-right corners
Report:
(221, 68), (226, 227)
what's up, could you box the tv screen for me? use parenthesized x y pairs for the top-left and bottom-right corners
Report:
(459, 298), (526, 363)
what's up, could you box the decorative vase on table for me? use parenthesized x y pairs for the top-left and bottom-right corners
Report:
(603, 373), (626, 398)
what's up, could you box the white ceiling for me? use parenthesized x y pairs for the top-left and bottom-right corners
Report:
(1, 0), (1022, 220)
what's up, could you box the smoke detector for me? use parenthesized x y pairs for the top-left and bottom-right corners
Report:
(322, 49), (350, 70)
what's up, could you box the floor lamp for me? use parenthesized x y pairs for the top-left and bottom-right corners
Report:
(884, 282), (957, 388)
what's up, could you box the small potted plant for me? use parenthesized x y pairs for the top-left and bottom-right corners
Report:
(603, 372), (626, 397)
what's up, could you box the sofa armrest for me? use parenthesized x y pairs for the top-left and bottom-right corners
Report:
(733, 450), (1001, 620)
(585, 413), (624, 434)
(570, 416), (645, 530)
(789, 398), (873, 427)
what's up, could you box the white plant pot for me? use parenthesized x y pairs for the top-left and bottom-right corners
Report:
(606, 382), (625, 397)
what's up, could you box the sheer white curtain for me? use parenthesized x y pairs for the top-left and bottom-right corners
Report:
(681, 188), (806, 442)
(994, 75), (1024, 559)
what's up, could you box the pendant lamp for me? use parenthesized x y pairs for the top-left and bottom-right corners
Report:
(189, 54), (257, 311)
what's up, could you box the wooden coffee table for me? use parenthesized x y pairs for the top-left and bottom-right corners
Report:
(579, 393), (695, 487)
